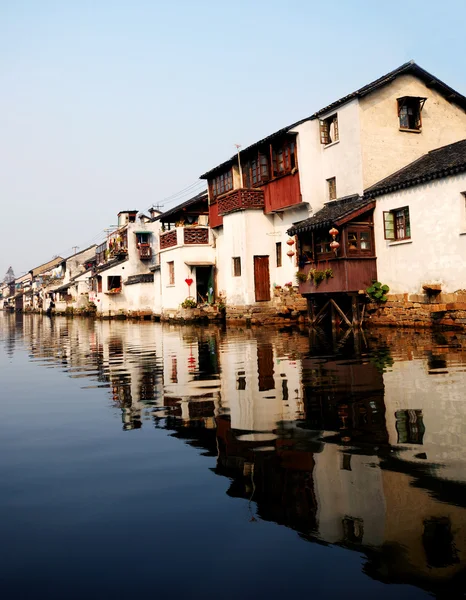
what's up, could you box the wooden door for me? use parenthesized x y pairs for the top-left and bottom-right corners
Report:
(254, 256), (270, 302)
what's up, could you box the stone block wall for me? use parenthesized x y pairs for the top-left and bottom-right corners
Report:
(225, 285), (308, 325)
(367, 291), (466, 329)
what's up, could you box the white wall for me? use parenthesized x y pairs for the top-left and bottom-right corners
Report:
(292, 99), (364, 214)
(373, 173), (466, 294)
(218, 206), (308, 306)
(158, 227), (216, 312)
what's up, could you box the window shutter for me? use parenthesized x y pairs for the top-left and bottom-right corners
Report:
(320, 120), (329, 145)
(383, 211), (395, 240)
(333, 116), (339, 142)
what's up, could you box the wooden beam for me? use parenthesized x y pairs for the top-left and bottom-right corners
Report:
(311, 300), (330, 325)
(330, 298), (352, 328)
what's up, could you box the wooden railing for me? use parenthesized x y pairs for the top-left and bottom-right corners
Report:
(138, 243), (152, 259)
(160, 230), (177, 249)
(184, 227), (209, 244)
(298, 258), (377, 294)
(218, 188), (265, 216)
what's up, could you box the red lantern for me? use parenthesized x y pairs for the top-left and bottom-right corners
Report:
(330, 240), (340, 252)
(287, 249), (295, 257)
(286, 238), (295, 246)
(329, 227), (339, 238)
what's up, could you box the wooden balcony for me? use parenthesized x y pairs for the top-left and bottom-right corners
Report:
(218, 188), (264, 216)
(298, 258), (377, 295)
(183, 227), (209, 245)
(160, 230), (177, 249)
(138, 243), (152, 259)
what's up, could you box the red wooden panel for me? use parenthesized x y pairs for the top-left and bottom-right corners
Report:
(209, 201), (223, 228)
(254, 256), (271, 301)
(262, 172), (301, 213)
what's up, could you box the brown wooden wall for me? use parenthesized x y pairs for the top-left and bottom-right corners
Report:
(262, 172), (301, 214)
(298, 258), (377, 295)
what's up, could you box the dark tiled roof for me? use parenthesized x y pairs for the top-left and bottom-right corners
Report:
(124, 273), (154, 285)
(365, 139), (466, 197)
(199, 61), (466, 179)
(94, 257), (128, 274)
(152, 191), (208, 222)
(313, 60), (466, 117)
(287, 195), (372, 235)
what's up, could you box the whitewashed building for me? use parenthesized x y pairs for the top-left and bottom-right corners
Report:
(90, 210), (161, 317)
(367, 139), (466, 295)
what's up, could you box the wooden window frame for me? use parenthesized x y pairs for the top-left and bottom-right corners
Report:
(271, 138), (297, 179)
(232, 257), (241, 277)
(346, 227), (374, 256)
(327, 177), (337, 201)
(276, 242), (282, 268)
(397, 97), (425, 131)
(167, 261), (175, 285)
(383, 206), (410, 241)
(107, 275), (121, 291)
(320, 114), (339, 145)
(243, 151), (270, 188)
(209, 169), (233, 200)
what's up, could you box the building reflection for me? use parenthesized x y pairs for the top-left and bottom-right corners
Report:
(4, 312), (466, 597)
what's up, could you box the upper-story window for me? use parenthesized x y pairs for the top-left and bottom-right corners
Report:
(383, 206), (411, 240)
(271, 139), (296, 177)
(210, 170), (233, 199)
(327, 177), (337, 201)
(397, 96), (426, 131)
(243, 152), (270, 188)
(320, 114), (339, 145)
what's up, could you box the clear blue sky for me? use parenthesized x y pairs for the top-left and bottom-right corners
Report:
(1, 0), (465, 277)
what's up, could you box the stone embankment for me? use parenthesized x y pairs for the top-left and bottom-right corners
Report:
(367, 291), (466, 329)
(225, 285), (308, 326)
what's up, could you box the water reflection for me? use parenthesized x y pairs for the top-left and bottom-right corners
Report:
(2, 313), (466, 598)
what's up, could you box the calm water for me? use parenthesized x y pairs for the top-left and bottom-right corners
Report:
(1, 314), (466, 599)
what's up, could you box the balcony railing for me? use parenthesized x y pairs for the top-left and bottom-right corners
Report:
(184, 227), (209, 245)
(160, 230), (177, 249)
(138, 243), (152, 259)
(218, 188), (265, 216)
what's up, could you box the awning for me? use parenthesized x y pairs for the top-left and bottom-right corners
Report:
(184, 261), (215, 266)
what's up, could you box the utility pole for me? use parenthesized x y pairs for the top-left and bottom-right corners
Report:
(235, 144), (242, 184)
(72, 246), (79, 255)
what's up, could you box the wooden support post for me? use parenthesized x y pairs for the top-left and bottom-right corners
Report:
(307, 298), (315, 325)
(351, 295), (360, 329)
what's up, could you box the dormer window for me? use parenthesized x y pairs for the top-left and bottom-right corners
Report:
(320, 114), (339, 145)
(397, 96), (426, 131)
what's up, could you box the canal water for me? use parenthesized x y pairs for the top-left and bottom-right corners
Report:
(1, 314), (466, 599)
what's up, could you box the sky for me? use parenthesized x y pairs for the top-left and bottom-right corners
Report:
(1, 0), (466, 277)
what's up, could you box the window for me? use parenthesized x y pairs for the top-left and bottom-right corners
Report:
(232, 257), (241, 277)
(276, 242), (282, 267)
(271, 139), (296, 178)
(107, 275), (121, 291)
(210, 170), (233, 199)
(397, 97), (426, 131)
(243, 152), (270, 188)
(315, 235), (332, 255)
(327, 177), (337, 201)
(383, 206), (410, 240)
(167, 261), (175, 285)
(346, 229), (373, 254)
(320, 114), (339, 145)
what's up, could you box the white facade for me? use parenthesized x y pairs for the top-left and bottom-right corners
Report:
(373, 172), (466, 294)
(91, 217), (161, 316)
(292, 98), (364, 213)
(157, 227), (216, 314)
